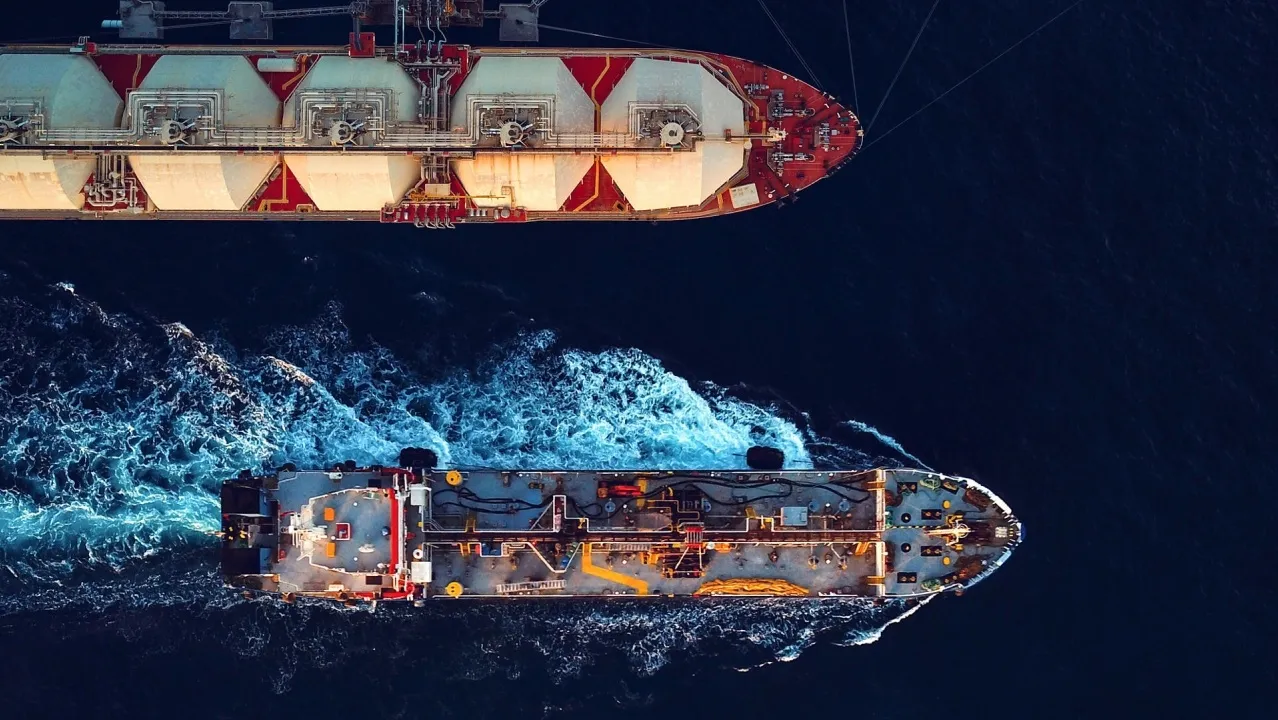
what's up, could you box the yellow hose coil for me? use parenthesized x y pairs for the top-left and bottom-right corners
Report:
(444, 582), (464, 598)
(445, 470), (463, 486)
(693, 578), (811, 597)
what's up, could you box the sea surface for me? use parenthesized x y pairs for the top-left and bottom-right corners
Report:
(0, 1), (1271, 717)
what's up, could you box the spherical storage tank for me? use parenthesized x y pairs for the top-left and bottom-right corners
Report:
(282, 57), (422, 212)
(448, 57), (595, 211)
(0, 55), (122, 210)
(600, 58), (748, 212)
(126, 56), (282, 211)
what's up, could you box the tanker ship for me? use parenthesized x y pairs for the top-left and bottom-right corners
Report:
(220, 447), (1022, 603)
(0, 1), (862, 228)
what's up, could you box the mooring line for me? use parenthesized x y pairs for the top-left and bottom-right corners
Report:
(532, 21), (673, 49)
(863, 0), (1084, 151)
(867, 0), (942, 132)
(843, 0), (859, 113)
(755, 0), (824, 88)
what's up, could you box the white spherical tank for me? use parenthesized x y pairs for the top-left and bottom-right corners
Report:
(126, 55), (282, 211)
(282, 57), (422, 212)
(0, 55), (122, 210)
(449, 57), (596, 211)
(600, 58), (748, 212)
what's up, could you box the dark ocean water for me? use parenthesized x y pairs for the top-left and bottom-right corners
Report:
(1, 0), (1272, 717)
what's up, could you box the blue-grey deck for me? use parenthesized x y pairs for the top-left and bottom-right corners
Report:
(880, 469), (1021, 596)
(239, 466), (1020, 602)
(267, 471), (396, 595)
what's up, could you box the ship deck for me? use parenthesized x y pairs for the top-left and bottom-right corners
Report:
(263, 472), (400, 595)
(220, 464), (1021, 602)
(0, 41), (860, 226)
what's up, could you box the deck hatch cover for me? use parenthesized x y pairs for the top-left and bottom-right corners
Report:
(780, 506), (809, 526)
(411, 562), (433, 583)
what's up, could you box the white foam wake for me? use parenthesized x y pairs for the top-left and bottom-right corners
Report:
(0, 287), (832, 581)
(0, 279), (930, 683)
(841, 419), (933, 469)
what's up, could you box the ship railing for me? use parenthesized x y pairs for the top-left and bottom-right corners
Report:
(495, 579), (567, 594)
(594, 542), (656, 552)
(959, 543), (1018, 591)
(14, 86), (732, 150)
(24, 127), (734, 152)
(379, 129), (739, 150)
(22, 127), (715, 151)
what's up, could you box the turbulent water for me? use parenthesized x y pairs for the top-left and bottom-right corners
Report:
(0, 274), (926, 699)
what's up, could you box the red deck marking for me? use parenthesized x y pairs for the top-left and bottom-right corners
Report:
(91, 54), (161, 98)
(382, 581), (415, 600)
(253, 158), (316, 212)
(247, 53), (314, 103)
(528, 51), (861, 221)
(449, 175), (468, 202)
(388, 488), (400, 570)
(348, 32), (377, 58)
(440, 45), (471, 95)
(693, 50), (863, 209)
(560, 56), (634, 127)
(562, 157), (630, 213)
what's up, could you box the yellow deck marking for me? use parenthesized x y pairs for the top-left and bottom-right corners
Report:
(280, 55), (310, 94)
(131, 54), (143, 91)
(568, 58), (613, 212)
(570, 158), (602, 212)
(256, 159), (290, 211)
(580, 543), (649, 595)
(589, 56), (610, 128)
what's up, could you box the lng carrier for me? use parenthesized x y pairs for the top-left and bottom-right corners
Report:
(220, 447), (1022, 602)
(0, 1), (862, 227)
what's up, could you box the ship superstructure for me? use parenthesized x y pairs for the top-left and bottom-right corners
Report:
(0, 1), (862, 226)
(220, 448), (1022, 602)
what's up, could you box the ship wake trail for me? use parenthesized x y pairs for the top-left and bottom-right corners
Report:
(0, 277), (924, 683)
(0, 280), (828, 592)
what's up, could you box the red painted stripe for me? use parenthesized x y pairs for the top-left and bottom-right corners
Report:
(388, 489), (400, 569)
(440, 45), (471, 95)
(561, 158), (630, 213)
(252, 159), (316, 213)
(560, 56), (634, 109)
(91, 54), (160, 98)
(695, 50), (863, 198)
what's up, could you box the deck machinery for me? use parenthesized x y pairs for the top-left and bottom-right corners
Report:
(0, 1), (863, 227)
(220, 448), (1022, 602)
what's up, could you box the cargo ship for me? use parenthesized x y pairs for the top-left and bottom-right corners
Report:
(220, 447), (1022, 603)
(0, 1), (862, 227)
